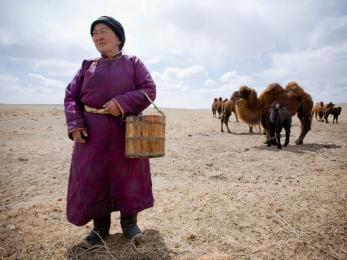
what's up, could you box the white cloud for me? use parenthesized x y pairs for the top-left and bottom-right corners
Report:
(0, 0), (347, 107)
(0, 73), (65, 104)
(309, 15), (347, 47)
(204, 79), (217, 87)
(28, 73), (65, 94)
(152, 65), (207, 85)
(176, 65), (207, 79)
(33, 60), (80, 77)
(152, 66), (249, 108)
(220, 70), (252, 85)
(145, 57), (161, 65)
(255, 44), (347, 103)
(0, 73), (17, 86)
(0, 28), (16, 45)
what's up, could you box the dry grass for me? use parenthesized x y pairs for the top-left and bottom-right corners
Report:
(0, 105), (346, 259)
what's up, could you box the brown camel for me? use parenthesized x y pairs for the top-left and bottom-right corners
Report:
(235, 82), (313, 145)
(212, 97), (223, 118)
(221, 91), (240, 132)
(312, 101), (325, 121)
(211, 98), (218, 118)
(222, 98), (228, 114)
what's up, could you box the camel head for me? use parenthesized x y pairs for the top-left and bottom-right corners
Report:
(238, 86), (258, 109)
(270, 101), (281, 112)
(238, 86), (252, 99)
(268, 101), (280, 120)
(326, 102), (334, 108)
(230, 91), (240, 101)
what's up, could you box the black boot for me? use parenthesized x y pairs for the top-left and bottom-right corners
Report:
(84, 214), (111, 246)
(120, 214), (142, 239)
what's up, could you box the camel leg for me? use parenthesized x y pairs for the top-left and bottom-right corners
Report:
(267, 118), (276, 146)
(257, 124), (261, 133)
(226, 114), (231, 133)
(295, 115), (311, 145)
(249, 125), (253, 134)
(284, 129), (290, 147)
(284, 118), (291, 147)
(276, 129), (282, 149)
(262, 115), (270, 145)
(324, 113), (329, 123)
(221, 112), (231, 133)
(267, 128), (275, 146)
(217, 109), (222, 119)
(261, 115), (268, 135)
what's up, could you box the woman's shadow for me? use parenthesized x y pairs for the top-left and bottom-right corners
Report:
(68, 229), (171, 260)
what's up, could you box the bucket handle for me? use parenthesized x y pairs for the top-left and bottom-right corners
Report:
(140, 90), (165, 117)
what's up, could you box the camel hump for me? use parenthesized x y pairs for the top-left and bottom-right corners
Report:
(239, 86), (253, 96)
(262, 83), (284, 96)
(285, 81), (305, 93)
(286, 81), (314, 103)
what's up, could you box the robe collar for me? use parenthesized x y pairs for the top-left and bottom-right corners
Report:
(101, 51), (122, 60)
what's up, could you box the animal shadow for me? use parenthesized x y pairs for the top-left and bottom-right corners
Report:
(68, 229), (171, 260)
(230, 131), (263, 136)
(255, 142), (341, 154)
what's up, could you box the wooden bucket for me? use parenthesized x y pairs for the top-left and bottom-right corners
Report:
(125, 92), (166, 158)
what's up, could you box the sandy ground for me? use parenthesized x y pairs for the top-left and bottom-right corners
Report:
(0, 104), (346, 259)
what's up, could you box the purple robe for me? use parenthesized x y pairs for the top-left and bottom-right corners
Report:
(64, 55), (156, 226)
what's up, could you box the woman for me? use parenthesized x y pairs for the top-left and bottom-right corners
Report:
(64, 16), (156, 246)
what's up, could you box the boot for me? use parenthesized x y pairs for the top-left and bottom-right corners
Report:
(84, 214), (111, 246)
(120, 213), (142, 239)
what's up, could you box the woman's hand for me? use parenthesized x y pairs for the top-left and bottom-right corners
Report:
(72, 130), (88, 143)
(103, 100), (122, 117)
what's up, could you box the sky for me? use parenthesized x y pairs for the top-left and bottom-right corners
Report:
(0, 0), (347, 108)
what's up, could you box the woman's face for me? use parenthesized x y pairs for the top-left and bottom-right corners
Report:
(92, 23), (121, 55)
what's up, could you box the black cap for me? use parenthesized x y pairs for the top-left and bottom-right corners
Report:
(90, 16), (126, 50)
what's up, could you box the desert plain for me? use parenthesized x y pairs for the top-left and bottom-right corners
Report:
(0, 104), (346, 259)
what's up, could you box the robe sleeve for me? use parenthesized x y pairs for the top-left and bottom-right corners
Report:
(112, 57), (156, 117)
(64, 60), (92, 139)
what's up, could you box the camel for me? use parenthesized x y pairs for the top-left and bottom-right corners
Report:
(212, 97), (223, 118)
(235, 82), (313, 145)
(325, 106), (342, 124)
(211, 98), (218, 118)
(222, 98), (228, 114)
(312, 101), (325, 121)
(268, 101), (292, 149)
(221, 91), (240, 132)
